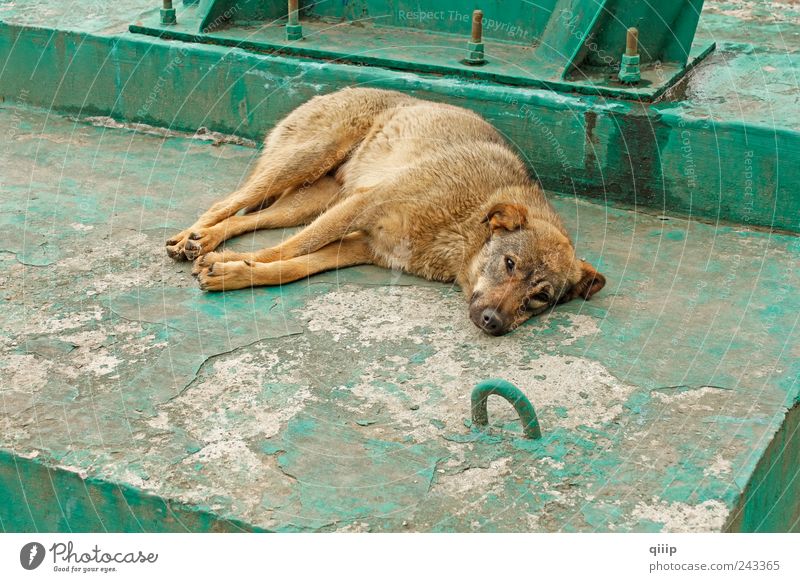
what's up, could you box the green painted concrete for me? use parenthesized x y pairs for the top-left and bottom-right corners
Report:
(0, 104), (797, 532)
(0, 2), (798, 232)
(0, 1), (798, 532)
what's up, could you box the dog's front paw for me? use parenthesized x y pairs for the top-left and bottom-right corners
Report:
(192, 250), (248, 276)
(166, 230), (191, 260)
(197, 260), (255, 291)
(182, 228), (222, 261)
(192, 251), (254, 275)
(193, 252), (218, 276)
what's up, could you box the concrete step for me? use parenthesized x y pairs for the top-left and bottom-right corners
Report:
(1, 1), (799, 232)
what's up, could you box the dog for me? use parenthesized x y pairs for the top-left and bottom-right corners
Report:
(166, 87), (605, 335)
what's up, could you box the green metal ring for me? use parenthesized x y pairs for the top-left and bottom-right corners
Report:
(471, 379), (542, 439)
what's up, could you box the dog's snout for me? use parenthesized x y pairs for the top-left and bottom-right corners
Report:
(480, 308), (504, 336)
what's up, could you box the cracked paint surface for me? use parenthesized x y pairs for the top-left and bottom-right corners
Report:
(0, 104), (798, 532)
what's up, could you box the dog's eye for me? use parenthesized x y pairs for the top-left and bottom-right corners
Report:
(533, 292), (550, 303)
(504, 257), (516, 273)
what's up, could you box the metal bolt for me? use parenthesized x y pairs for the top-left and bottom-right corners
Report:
(626, 27), (639, 56)
(160, 0), (177, 25)
(465, 9), (486, 66)
(287, 0), (303, 40)
(618, 26), (641, 84)
(471, 9), (483, 43)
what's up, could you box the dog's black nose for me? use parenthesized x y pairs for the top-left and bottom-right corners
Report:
(480, 308), (504, 335)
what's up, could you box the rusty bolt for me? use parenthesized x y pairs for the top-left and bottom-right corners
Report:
(288, 0), (299, 25)
(465, 10), (486, 66)
(618, 27), (641, 84)
(626, 27), (639, 57)
(471, 10), (483, 43)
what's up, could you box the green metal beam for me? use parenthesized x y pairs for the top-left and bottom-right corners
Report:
(133, 0), (714, 101)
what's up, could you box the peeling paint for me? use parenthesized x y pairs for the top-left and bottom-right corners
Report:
(631, 499), (730, 532)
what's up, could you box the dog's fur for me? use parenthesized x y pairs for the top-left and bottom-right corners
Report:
(167, 88), (605, 335)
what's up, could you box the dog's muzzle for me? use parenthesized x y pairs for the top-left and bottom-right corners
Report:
(470, 305), (509, 336)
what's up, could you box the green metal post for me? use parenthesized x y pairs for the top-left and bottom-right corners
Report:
(618, 27), (641, 84)
(286, 0), (302, 41)
(464, 10), (486, 66)
(160, 0), (177, 26)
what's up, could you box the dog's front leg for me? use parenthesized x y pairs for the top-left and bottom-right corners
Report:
(195, 193), (368, 274)
(253, 194), (369, 263)
(187, 176), (344, 271)
(197, 233), (373, 291)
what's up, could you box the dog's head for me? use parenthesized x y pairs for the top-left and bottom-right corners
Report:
(466, 202), (605, 336)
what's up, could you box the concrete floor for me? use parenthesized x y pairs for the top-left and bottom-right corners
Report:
(1, 103), (797, 531)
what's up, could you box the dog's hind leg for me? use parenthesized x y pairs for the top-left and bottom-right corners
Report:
(185, 175), (342, 265)
(197, 232), (374, 291)
(168, 89), (410, 260)
(166, 89), (409, 261)
(166, 136), (353, 260)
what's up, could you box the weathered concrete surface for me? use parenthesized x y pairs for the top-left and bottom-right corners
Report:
(0, 104), (797, 532)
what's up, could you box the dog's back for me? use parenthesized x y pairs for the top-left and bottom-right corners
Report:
(317, 90), (567, 282)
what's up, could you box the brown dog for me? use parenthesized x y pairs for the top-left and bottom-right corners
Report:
(166, 88), (605, 335)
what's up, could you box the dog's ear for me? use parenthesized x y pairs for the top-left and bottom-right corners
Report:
(563, 260), (606, 302)
(481, 203), (528, 233)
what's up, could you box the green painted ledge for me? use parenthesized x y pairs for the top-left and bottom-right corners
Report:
(725, 403), (800, 532)
(0, 450), (267, 532)
(0, 22), (798, 232)
(2, 402), (797, 532)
